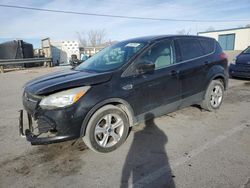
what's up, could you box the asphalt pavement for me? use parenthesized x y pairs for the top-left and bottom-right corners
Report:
(0, 67), (249, 188)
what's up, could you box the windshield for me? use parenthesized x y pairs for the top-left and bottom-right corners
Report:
(242, 47), (250, 54)
(75, 41), (147, 72)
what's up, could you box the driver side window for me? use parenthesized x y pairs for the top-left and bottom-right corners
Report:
(137, 40), (175, 70)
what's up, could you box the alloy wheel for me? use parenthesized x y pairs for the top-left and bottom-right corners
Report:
(94, 114), (124, 148)
(210, 85), (223, 108)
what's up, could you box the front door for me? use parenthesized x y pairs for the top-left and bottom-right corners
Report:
(122, 39), (181, 120)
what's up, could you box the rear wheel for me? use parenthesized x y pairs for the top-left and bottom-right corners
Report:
(201, 80), (224, 111)
(83, 105), (129, 153)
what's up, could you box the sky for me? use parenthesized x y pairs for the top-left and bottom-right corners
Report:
(0, 0), (250, 48)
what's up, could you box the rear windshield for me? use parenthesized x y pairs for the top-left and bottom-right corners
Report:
(242, 47), (250, 54)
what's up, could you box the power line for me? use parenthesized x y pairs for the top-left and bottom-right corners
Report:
(0, 4), (250, 23)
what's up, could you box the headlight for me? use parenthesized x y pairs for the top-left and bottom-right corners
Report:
(39, 86), (91, 109)
(231, 58), (236, 64)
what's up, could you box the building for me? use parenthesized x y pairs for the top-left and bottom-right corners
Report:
(41, 38), (113, 65)
(82, 46), (105, 56)
(198, 27), (250, 61)
(41, 38), (80, 65)
(80, 41), (117, 57)
(50, 41), (64, 66)
(41, 38), (53, 66)
(61, 40), (80, 62)
(33, 48), (44, 58)
(198, 26), (250, 51)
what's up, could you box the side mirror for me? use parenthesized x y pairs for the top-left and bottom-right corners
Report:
(136, 60), (155, 75)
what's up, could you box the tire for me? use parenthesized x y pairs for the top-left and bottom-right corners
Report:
(83, 105), (129, 153)
(201, 80), (224, 112)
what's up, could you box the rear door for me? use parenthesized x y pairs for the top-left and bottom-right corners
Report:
(175, 37), (213, 105)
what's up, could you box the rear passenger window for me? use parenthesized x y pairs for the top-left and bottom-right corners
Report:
(177, 38), (203, 61)
(199, 38), (215, 54)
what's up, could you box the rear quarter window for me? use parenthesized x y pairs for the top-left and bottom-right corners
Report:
(199, 38), (215, 54)
(177, 38), (203, 61)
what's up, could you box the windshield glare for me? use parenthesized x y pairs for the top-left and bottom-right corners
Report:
(243, 47), (250, 54)
(75, 41), (146, 72)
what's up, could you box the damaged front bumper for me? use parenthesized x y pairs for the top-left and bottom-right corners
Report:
(19, 109), (79, 145)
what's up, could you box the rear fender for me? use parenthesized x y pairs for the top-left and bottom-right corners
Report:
(205, 65), (228, 92)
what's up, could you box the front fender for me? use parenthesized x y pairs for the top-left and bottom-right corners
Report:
(80, 98), (135, 136)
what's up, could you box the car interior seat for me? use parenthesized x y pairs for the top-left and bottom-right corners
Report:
(155, 47), (172, 69)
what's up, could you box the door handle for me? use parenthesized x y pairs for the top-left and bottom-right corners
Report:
(204, 61), (209, 65)
(170, 70), (179, 76)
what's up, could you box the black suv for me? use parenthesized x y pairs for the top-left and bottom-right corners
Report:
(20, 35), (228, 153)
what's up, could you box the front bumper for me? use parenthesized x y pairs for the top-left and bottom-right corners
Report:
(20, 90), (92, 145)
(19, 109), (81, 145)
(229, 64), (250, 79)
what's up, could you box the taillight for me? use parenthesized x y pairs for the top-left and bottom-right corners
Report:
(220, 53), (228, 60)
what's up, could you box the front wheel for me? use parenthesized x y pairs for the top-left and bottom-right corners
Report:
(83, 105), (129, 153)
(201, 80), (225, 111)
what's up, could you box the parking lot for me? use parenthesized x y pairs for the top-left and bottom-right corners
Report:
(0, 67), (249, 188)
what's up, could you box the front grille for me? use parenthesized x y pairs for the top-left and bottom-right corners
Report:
(37, 116), (56, 133)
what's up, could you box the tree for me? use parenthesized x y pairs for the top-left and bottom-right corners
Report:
(88, 29), (106, 47)
(76, 31), (87, 47)
(76, 29), (107, 47)
(206, 26), (215, 32)
(176, 29), (186, 35)
(176, 28), (191, 35)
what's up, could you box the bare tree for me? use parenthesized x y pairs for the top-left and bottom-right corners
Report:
(206, 26), (215, 32)
(76, 31), (87, 47)
(88, 29), (106, 47)
(176, 29), (185, 35)
(77, 29), (107, 47)
(176, 28), (191, 35)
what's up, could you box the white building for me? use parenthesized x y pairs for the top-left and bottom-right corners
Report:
(42, 38), (112, 65)
(44, 40), (80, 65)
(61, 40), (80, 62)
(50, 41), (62, 65)
(198, 27), (250, 51)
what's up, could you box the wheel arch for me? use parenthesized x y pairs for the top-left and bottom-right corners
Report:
(80, 98), (135, 137)
(212, 75), (227, 88)
(206, 65), (228, 91)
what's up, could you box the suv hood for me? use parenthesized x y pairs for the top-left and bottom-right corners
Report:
(25, 68), (113, 95)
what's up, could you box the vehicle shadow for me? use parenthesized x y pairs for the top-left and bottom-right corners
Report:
(120, 113), (175, 188)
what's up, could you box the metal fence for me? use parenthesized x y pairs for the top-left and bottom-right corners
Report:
(0, 58), (52, 73)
